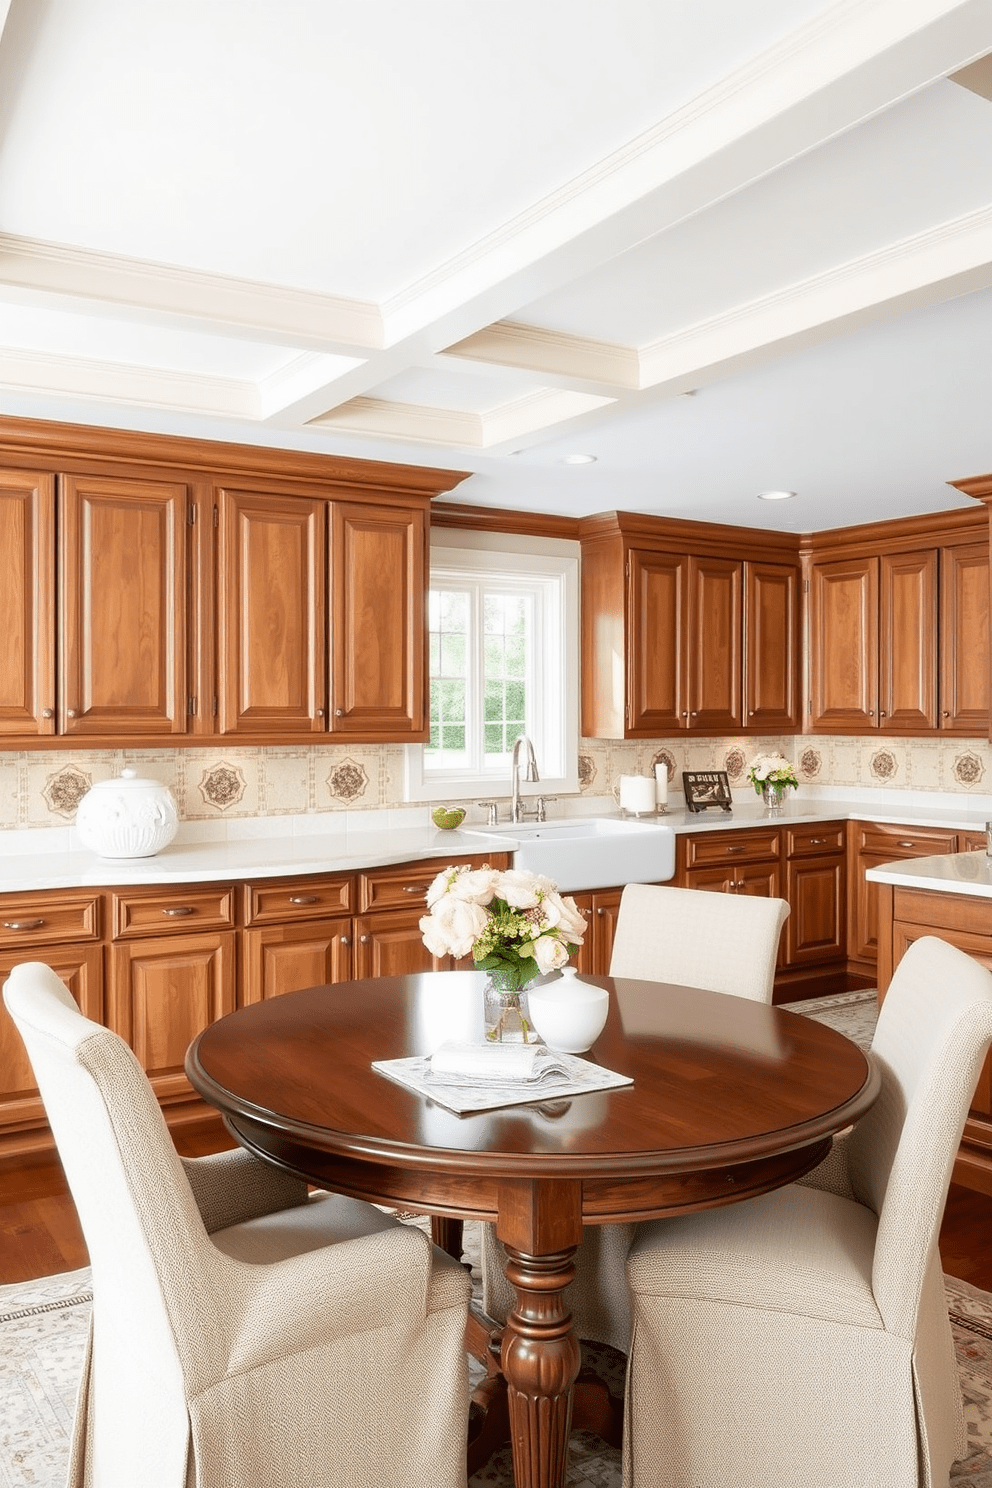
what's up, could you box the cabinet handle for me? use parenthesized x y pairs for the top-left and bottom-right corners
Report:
(162, 906), (195, 917)
(289, 895), (319, 905)
(810, 837), (826, 845)
(402, 884), (430, 895)
(41, 708), (53, 719)
(360, 934), (370, 944)
(340, 935), (351, 946)
(897, 841), (915, 849)
(3, 918), (44, 930)
(726, 845), (743, 853)
(596, 906), (606, 915)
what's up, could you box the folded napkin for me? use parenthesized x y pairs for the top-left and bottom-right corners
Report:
(429, 1040), (569, 1084)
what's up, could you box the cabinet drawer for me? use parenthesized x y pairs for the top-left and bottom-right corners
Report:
(244, 874), (354, 926)
(683, 829), (780, 870)
(856, 824), (958, 858)
(359, 853), (509, 912)
(0, 892), (101, 949)
(786, 823), (845, 858)
(112, 886), (236, 939)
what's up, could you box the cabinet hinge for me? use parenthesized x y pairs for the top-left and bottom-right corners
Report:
(188, 696), (197, 716)
(213, 505), (219, 528)
(188, 504), (196, 526)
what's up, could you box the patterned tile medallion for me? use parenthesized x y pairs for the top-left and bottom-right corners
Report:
(869, 748), (898, 783)
(42, 766), (91, 819)
(954, 751), (986, 788)
(798, 745), (822, 780)
(723, 746), (747, 783)
(577, 754), (597, 790)
(326, 758), (369, 804)
(197, 763), (248, 811)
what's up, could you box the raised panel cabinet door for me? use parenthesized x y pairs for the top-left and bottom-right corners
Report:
(940, 543), (990, 733)
(626, 549), (686, 735)
(785, 857), (846, 966)
(809, 557), (878, 731)
(216, 487), (326, 735)
(0, 469), (55, 737)
(329, 501), (428, 740)
(589, 889), (624, 974)
(242, 920), (353, 1003)
(685, 556), (742, 731)
(0, 945), (102, 1141)
(109, 931), (236, 1104)
(744, 560), (799, 731)
(59, 474), (189, 736)
(879, 549), (937, 731)
(353, 908), (449, 978)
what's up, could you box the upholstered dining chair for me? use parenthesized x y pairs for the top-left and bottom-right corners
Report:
(482, 883), (790, 1354)
(3, 961), (472, 1488)
(622, 933), (992, 1488)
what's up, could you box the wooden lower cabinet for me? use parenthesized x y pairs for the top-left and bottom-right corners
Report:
(572, 889), (623, 976)
(109, 931), (237, 1111)
(849, 822), (964, 980)
(243, 920), (353, 1002)
(876, 883), (992, 1196)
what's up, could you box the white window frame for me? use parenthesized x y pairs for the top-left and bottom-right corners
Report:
(404, 537), (579, 804)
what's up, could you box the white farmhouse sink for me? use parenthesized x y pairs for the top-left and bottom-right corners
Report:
(461, 817), (675, 893)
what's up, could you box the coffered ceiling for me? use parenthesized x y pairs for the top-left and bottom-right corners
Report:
(1, 0), (992, 530)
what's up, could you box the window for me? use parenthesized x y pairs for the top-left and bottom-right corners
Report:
(405, 541), (578, 803)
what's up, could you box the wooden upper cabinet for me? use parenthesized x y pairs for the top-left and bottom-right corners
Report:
(940, 542), (990, 732)
(809, 556), (879, 731)
(686, 556), (742, 731)
(878, 549), (937, 730)
(328, 500), (428, 740)
(627, 549), (686, 735)
(744, 560), (799, 731)
(215, 487), (326, 735)
(0, 468), (55, 737)
(59, 474), (190, 736)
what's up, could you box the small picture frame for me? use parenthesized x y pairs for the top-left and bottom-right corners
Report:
(682, 770), (733, 814)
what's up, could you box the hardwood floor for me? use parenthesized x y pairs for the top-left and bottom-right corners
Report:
(2, 1125), (991, 1292)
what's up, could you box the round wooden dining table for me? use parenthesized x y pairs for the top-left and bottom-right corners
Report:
(186, 970), (879, 1488)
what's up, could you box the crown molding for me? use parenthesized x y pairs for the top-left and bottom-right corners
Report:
(638, 202), (992, 388)
(0, 233), (383, 351)
(310, 388), (614, 449)
(445, 321), (638, 390)
(0, 346), (256, 417)
(431, 501), (581, 540)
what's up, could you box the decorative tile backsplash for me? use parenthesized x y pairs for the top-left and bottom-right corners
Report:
(2, 735), (992, 832)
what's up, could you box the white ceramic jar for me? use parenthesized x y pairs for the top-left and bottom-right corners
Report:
(527, 967), (610, 1054)
(75, 769), (179, 859)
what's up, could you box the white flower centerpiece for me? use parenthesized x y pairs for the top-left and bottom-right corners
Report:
(419, 864), (586, 1042)
(746, 751), (799, 813)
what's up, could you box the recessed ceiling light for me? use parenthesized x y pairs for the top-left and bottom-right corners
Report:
(562, 453), (597, 465)
(757, 489), (797, 501)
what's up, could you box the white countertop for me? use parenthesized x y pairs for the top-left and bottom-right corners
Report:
(866, 851), (992, 899)
(3, 791), (992, 893)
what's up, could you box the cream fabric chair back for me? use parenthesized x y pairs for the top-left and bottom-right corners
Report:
(842, 934), (992, 1338)
(3, 960), (471, 1488)
(609, 882), (789, 1002)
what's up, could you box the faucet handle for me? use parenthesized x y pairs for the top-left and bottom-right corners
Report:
(477, 801), (500, 827)
(535, 796), (556, 822)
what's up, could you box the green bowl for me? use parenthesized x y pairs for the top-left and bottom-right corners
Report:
(432, 806), (466, 831)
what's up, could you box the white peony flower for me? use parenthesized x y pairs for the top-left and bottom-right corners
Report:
(447, 867), (500, 905)
(422, 895), (489, 959)
(499, 869), (543, 909)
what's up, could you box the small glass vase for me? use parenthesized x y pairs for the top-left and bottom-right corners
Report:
(483, 971), (535, 1043)
(762, 781), (789, 815)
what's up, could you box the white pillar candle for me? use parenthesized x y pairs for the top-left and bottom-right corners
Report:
(654, 763), (669, 808)
(619, 775), (656, 815)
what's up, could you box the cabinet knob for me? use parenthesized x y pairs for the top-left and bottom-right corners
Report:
(879, 710), (886, 718)
(289, 895), (319, 905)
(748, 710), (754, 717)
(340, 935), (351, 946)
(67, 708), (77, 718)
(867, 710), (873, 716)
(335, 709), (343, 717)
(943, 710), (950, 717)
(3, 918), (44, 930)
(315, 708), (324, 718)
(582, 908), (593, 917)
(41, 708), (53, 719)
(162, 906), (195, 916)
(360, 934), (370, 944)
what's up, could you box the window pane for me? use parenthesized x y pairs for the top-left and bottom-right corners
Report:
(440, 633), (466, 676)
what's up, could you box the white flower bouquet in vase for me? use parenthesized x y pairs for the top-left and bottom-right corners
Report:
(746, 752), (799, 814)
(419, 865), (586, 1042)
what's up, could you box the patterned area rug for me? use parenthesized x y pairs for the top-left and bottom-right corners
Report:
(2, 992), (990, 1488)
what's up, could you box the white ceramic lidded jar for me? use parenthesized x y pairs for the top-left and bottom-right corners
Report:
(526, 967), (610, 1054)
(75, 769), (179, 859)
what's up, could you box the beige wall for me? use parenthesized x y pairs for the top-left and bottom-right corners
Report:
(2, 733), (990, 831)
